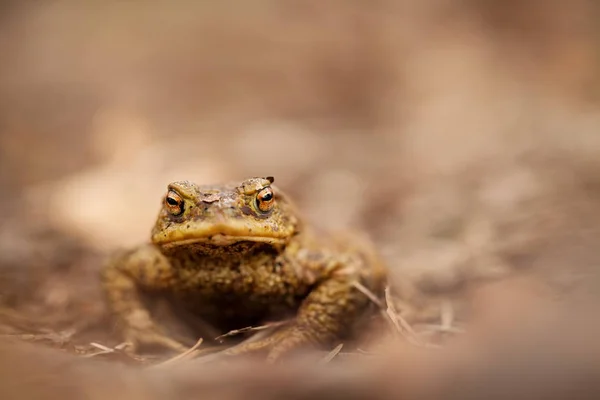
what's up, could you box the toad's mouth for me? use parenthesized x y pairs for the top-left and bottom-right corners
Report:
(158, 234), (286, 248)
(151, 222), (290, 248)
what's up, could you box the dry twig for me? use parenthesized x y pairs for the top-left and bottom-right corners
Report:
(319, 343), (344, 364)
(352, 281), (384, 308)
(150, 338), (204, 368)
(383, 287), (424, 346)
(83, 342), (130, 358)
(353, 282), (430, 347)
(214, 320), (289, 342)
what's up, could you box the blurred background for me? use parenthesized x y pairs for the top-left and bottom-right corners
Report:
(0, 0), (600, 354)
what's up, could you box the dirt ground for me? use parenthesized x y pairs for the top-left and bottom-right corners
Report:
(1, 0), (600, 398)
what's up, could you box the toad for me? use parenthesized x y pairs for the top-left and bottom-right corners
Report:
(102, 176), (387, 362)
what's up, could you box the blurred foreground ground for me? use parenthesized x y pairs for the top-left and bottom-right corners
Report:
(1, 0), (600, 397)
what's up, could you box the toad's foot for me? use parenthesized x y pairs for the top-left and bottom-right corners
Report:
(121, 310), (188, 354)
(224, 276), (371, 363)
(102, 246), (188, 354)
(222, 325), (320, 363)
(124, 327), (189, 354)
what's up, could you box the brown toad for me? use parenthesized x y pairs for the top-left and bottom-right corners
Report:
(102, 176), (387, 362)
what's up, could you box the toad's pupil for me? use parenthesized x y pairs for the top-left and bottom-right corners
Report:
(166, 197), (179, 206)
(261, 193), (273, 202)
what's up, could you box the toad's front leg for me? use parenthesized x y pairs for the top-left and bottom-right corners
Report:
(266, 274), (372, 362)
(226, 268), (377, 363)
(101, 245), (188, 353)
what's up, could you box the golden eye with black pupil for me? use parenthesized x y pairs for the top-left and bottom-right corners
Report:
(256, 187), (274, 213)
(165, 191), (184, 216)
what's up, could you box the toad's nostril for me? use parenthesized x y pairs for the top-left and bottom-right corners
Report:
(201, 193), (220, 204)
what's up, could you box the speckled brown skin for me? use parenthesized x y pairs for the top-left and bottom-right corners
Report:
(101, 177), (387, 362)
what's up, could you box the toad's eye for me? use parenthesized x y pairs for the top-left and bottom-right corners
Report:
(256, 187), (274, 213)
(165, 191), (184, 216)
